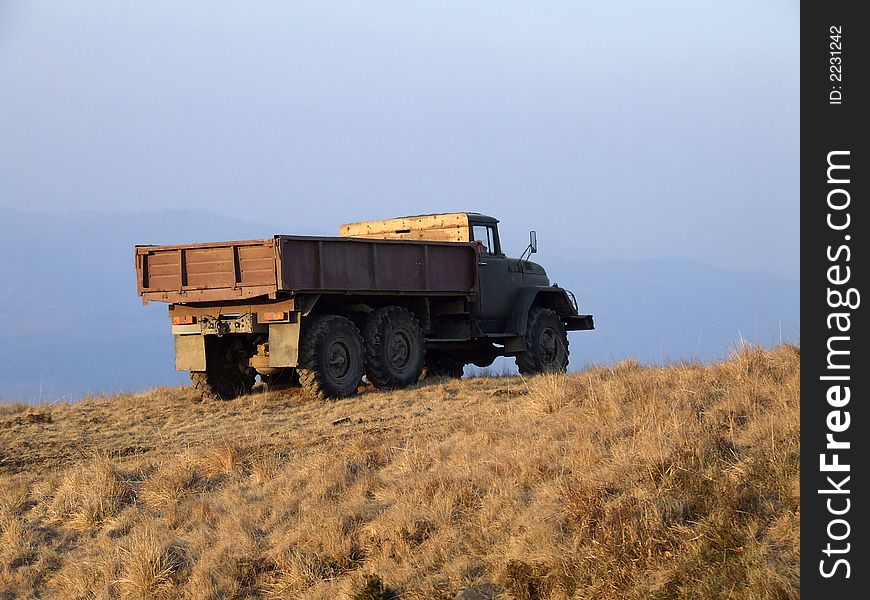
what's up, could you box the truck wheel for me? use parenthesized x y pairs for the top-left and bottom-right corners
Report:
(297, 315), (365, 399)
(364, 306), (426, 389)
(421, 353), (465, 379)
(516, 308), (569, 375)
(190, 338), (256, 401)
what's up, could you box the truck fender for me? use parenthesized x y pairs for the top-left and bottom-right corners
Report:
(508, 287), (581, 336)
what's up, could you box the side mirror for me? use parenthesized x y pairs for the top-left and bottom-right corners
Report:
(529, 230), (537, 254)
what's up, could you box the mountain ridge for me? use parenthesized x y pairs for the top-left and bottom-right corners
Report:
(0, 207), (798, 401)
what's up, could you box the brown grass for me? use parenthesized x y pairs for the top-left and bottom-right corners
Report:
(0, 345), (800, 599)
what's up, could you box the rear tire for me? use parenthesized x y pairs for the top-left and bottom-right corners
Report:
(364, 306), (426, 389)
(190, 338), (256, 401)
(516, 308), (569, 375)
(297, 315), (365, 399)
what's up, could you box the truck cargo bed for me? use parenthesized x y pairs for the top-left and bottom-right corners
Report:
(136, 235), (478, 304)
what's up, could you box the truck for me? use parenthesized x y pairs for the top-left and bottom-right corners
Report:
(134, 213), (594, 400)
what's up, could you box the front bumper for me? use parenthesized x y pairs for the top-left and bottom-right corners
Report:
(564, 314), (594, 331)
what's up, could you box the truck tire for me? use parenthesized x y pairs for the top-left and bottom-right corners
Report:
(363, 306), (426, 389)
(297, 315), (365, 399)
(421, 353), (464, 379)
(516, 308), (569, 375)
(190, 338), (256, 401)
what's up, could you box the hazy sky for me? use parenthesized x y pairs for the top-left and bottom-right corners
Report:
(1, 1), (799, 277)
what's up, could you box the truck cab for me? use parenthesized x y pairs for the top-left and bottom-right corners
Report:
(468, 214), (535, 332)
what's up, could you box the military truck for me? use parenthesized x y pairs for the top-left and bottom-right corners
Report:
(134, 213), (593, 400)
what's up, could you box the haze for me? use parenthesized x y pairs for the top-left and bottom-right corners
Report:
(0, 2), (799, 400)
(1, 1), (798, 277)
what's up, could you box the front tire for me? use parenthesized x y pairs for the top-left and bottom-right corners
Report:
(364, 306), (426, 389)
(297, 315), (365, 399)
(516, 308), (569, 375)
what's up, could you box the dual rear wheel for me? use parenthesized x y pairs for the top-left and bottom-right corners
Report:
(296, 307), (426, 399)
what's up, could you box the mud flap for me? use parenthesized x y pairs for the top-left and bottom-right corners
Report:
(269, 321), (301, 367)
(175, 334), (206, 371)
(503, 336), (526, 355)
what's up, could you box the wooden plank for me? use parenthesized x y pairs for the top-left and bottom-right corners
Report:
(341, 227), (467, 242)
(340, 213), (470, 242)
(136, 239), (279, 298)
(340, 213), (468, 235)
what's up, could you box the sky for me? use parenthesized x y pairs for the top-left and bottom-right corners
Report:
(0, 1), (799, 278)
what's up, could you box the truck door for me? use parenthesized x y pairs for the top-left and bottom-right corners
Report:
(472, 223), (522, 332)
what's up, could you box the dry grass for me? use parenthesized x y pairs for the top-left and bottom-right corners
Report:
(0, 345), (800, 599)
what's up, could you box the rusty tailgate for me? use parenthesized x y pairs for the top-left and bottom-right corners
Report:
(136, 239), (278, 303)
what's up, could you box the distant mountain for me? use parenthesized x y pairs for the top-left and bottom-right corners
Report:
(546, 256), (799, 365)
(0, 207), (277, 401)
(0, 208), (798, 401)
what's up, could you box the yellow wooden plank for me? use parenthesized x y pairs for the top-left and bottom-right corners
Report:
(340, 212), (467, 234)
(343, 227), (468, 242)
(340, 213), (470, 242)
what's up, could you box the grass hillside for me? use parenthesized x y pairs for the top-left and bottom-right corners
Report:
(0, 345), (800, 600)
